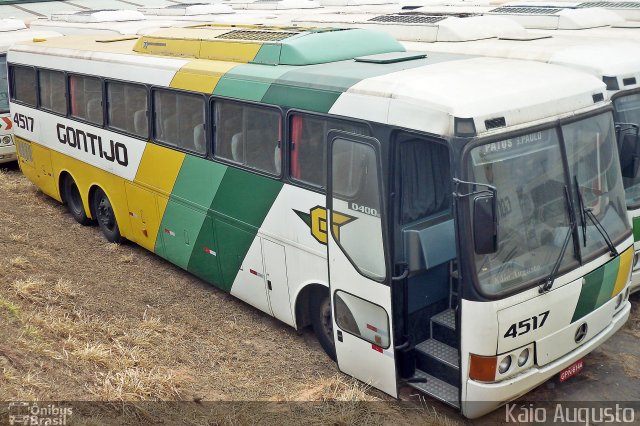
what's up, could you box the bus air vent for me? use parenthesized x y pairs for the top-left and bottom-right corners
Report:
(368, 14), (448, 24)
(489, 6), (564, 14)
(623, 77), (637, 86)
(215, 30), (297, 41)
(593, 93), (605, 103)
(485, 117), (506, 130)
(577, 2), (640, 8)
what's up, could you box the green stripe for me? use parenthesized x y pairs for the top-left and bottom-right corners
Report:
(633, 216), (640, 242)
(155, 157), (227, 271)
(213, 64), (295, 102)
(571, 256), (620, 323)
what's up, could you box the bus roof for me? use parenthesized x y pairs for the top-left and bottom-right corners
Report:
(0, 27), (61, 51)
(8, 25), (606, 136)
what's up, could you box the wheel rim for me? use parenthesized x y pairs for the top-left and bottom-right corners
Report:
(319, 296), (334, 343)
(96, 194), (115, 231)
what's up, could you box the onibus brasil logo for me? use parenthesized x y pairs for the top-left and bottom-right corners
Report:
(8, 402), (73, 426)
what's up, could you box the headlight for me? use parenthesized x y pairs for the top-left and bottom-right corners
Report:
(498, 355), (512, 374)
(1, 135), (11, 146)
(517, 348), (529, 367)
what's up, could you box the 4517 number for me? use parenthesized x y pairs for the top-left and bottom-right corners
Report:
(13, 113), (34, 132)
(504, 311), (549, 339)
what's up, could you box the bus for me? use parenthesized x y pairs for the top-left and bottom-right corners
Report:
(290, 10), (640, 296)
(8, 25), (634, 418)
(0, 18), (60, 164)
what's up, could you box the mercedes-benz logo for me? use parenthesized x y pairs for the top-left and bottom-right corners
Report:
(575, 323), (588, 343)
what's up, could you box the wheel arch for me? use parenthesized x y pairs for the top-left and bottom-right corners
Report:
(294, 282), (329, 330)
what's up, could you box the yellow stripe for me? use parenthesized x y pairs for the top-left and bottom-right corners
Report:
(199, 40), (262, 62)
(170, 60), (240, 93)
(134, 143), (184, 207)
(612, 247), (633, 297)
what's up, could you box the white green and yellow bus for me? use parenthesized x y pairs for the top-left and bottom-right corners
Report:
(8, 25), (634, 418)
(0, 18), (60, 164)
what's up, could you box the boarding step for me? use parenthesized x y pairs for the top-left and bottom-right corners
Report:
(415, 338), (459, 387)
(431, 308), (457, 348)
(408, 369), (460, 409)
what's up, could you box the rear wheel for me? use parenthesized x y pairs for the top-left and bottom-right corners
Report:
(311, 289), (336, 361)
(92, 188), (122, 243)
(62, 175), (90, 225)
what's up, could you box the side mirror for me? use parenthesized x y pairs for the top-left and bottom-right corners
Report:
(619, 132), (640, 179)
(473, 193), (498, 254)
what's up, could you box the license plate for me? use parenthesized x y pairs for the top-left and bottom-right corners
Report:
(559, 359), (584, 382)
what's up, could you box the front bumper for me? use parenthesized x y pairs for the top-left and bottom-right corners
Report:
(462, 301), (631, 419)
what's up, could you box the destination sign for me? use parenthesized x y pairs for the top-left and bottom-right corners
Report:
(472, 129), (556, 166)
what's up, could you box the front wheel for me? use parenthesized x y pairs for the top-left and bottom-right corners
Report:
(92, 188), (122, 244)
(311, 290), (336, 361)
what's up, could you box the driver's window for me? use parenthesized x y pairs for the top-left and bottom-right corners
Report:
(331, 138), (386, 281)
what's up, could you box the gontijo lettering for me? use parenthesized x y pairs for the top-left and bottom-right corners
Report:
(56, 123), (128, 167)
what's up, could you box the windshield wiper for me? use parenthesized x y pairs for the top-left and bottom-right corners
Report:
(573, 175), (619, 257)
(540, 185), (577, 294)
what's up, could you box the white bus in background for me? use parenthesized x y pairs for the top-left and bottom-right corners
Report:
(0, 18), (60, 164)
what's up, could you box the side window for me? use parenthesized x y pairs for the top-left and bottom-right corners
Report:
(153, 89), (205, 155)
(398, 135), (452, 224)
(290, 114), (367, 188)
(0, 56), (8, 113)
(331, 138), (386, 280)
(69, 74), (103, 125)
(10, 65), (36, 107)
(38, 69), (66, 115)
(214, 100), (281, 175)
(107, 81), (148, 138)
(334, 291), (390, 348)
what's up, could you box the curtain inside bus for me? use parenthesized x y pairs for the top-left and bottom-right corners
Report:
(0, 56), (8, 113)
(399, 138), (451, 224)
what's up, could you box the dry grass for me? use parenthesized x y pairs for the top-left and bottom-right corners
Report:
(9, 256), (30, 270)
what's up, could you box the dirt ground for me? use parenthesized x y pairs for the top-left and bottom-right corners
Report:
(0, 162), (638, 425)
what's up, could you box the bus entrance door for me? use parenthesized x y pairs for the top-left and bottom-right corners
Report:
(327, 133), (397, 397)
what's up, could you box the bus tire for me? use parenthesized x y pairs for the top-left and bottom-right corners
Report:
(311, 290), (336, 361)
(62, 175), (90, 226)
(92, 188), (122, 244)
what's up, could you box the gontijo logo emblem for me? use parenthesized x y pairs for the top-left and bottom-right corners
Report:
(294, 206), (356, 244)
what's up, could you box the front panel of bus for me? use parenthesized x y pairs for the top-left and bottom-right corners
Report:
(456, 109), (633, 418)
(0, 54), (16, 164)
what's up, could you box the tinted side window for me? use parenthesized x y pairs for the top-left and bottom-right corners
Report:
(11, 65), (36, 106)
(214, 101), (280, 175)
(70, 75), (103, 125)
(39, 69), (66, 115)
(107, 81), (148, 138)
(154, 90), (206, 154)
(290, 114), (367, 188)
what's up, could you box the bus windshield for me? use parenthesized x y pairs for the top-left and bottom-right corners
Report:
(0, 55), (8, 114)
(467, 113), (628, 296)
(613, 93), (640, 208)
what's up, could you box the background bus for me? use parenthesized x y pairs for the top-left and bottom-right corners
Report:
(0, 18), (60, 164)
(8, 25), (634, 418)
